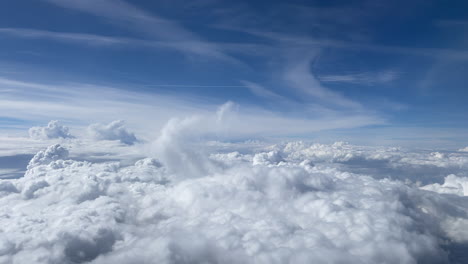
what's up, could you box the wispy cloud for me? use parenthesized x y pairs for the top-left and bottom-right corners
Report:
(42, 0), (238, 63)
(240, 80), (287, 102)
(0, 0), (415, 130)
(0, 76), (383, 139)
(319, 70), (399, 85)
(0, 26), (370, 113)
(44, 0), (196, 41)
(220, 26), (468, 61)
(0, 27), (245, 65)
(0, 28), (129, 46)
(282, 52), (362, 109)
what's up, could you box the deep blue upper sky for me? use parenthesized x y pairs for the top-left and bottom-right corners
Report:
(1, 0), (468, 145)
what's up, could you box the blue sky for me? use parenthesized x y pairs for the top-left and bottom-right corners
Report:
(1, 0), (468, 146)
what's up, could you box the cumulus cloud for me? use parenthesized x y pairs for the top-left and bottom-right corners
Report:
(28, 120), (74, 140)
(278, 141), (468, 184)
(458, 146), (468, 152)
(3, 109), (468, 263)
(1, 133), (468, 263)
(252, 150), (284, 165)
(0, 142), (467, 263)
(152, 102), (237, 178)
(421, 174), (468, 196)
(27, 143), (69, 169)
(87, 120), (138, 145)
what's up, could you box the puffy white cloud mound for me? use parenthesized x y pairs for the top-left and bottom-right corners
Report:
(252, 150), (284, 165)
(2, 142), (468, 263)
(87, 120), (138, 145)
(421, 174), (468, 196)
(27, 144), (69, 169)
(279, 141), (468, 184)
(29, 120), (74, 140)
(458, 147), (468, 152)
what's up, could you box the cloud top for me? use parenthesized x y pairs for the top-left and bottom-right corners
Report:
(87, 120), (138, 145)
(27, 143), (69, 169)
(29, 120), (74, 140)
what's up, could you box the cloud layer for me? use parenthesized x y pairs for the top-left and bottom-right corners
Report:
(1, 105), (468, 263)
(2, 130), (468, 263)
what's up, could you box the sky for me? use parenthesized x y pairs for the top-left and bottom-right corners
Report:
(1, 0), (468, 147)
(4, 2), (468, 263)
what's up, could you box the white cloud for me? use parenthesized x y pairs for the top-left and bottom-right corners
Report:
(283, 52), (362, 109)
(2, 135), (468, 263)
(27, 143), (69, 169)
(0, 28), (244, 64)
(278, 141), (468, 184)
(151, 102), (237, 178)
(241, 80), (287, 102)
(227, 26), (468, 61)
(2, 108), (468, 262)
(252, 150), (284, 165)
(87, 120), (138, 145)
(0, 28), (129, 46)
(28, 120), (74, 140)
(459, 147), (468, 152)
(421, 174), (468, 196)
(0, 76), (384, 140)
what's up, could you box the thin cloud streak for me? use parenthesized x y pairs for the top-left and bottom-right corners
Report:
(319, 70), (399, 85)
(0, 26), (368, 113)
(221, 26), (468, 61)
(283, 52), (363, 109)
(240, 80), (287, 102)
(0, 1), (410, 130)
(0, 28), (127, 46)
(0, 27), (240, 64)
(43, 0), (238, 63)
(0, 76), (384, 139)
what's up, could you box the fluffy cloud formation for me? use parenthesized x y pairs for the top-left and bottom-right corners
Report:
(27, 144), (69, 169)
(3, 109), (468, 263)
(2, 136), (468, 263)
(458, 147), (468, 152)
(87, 120), (138, 145)
(28, 120), (74, 140)
(278, 141), (468, 185)
(421, 174), (468, 196)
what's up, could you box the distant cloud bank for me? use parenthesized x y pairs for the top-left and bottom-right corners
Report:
(87, 120), (138, 145)
(29, 120), (74, 140)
